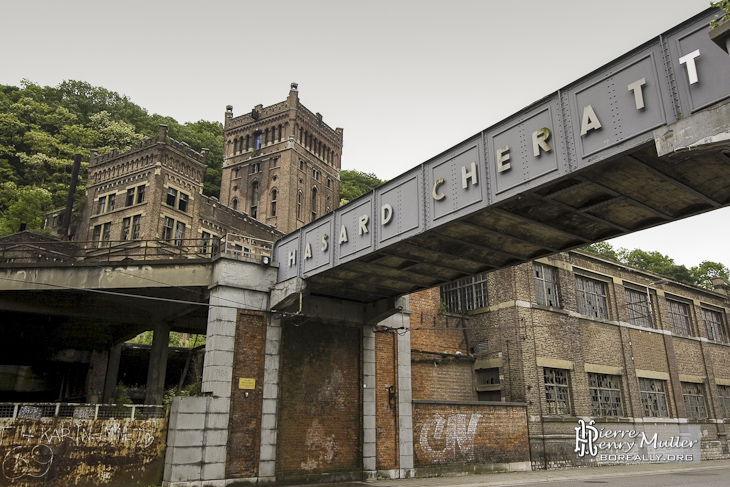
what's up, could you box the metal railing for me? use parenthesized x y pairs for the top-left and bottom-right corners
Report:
(0, 403), (166, 420)
(0, 235), (274, 265)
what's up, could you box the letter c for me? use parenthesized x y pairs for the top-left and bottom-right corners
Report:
(432, 178), (445, 200)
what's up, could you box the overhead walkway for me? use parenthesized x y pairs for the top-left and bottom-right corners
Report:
(274, 9), (730, 304)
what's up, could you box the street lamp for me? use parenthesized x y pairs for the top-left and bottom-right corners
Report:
(646, 278), (670, 325)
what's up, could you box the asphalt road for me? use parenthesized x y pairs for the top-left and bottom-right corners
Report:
(290, 460), (730, 487)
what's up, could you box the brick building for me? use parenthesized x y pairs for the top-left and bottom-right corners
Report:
(75, 124), (284, 258)
(220, 82), (343, 234)
(410, 250), (730, 467)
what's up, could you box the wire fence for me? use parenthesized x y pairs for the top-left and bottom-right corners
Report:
(0, 403), (167, 420)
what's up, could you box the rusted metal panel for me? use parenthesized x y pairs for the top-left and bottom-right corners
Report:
(0, 417), (167, 487)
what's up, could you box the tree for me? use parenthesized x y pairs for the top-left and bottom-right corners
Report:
(0, 182), (53, 236)
(690, 261), (730, 290)
(339, 169), (385, 204)
(580, 242), (620, 261)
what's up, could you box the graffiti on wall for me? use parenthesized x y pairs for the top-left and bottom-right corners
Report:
(0, 418), (165, 485)
(419, 412), (483, 463)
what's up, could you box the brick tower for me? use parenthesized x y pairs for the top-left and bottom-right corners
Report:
(220, 83), (343, 234)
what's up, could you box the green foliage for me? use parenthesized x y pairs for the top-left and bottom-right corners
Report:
(127, 330), (205, 348)
(691, 260), (730, 290)
(0, 79), (227, 236)
(0, 182), (53, 235)
(580, 241), (729, 290)
(711, 0), (730, 27)
(339, 169), (385, 204)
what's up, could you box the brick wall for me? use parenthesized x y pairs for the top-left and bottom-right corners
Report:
(276, 320), (361, 482)
(412, 401), (529, 471)
(226, 310), (267, 478)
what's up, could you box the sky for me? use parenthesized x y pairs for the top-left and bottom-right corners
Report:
(1, 0), (727, 270)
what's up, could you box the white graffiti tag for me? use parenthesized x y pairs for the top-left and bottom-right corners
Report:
(2, 444), (54, 480)
(419, 413), (482, 462)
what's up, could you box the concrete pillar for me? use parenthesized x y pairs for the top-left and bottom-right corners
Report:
(145, 322), (170, 405)
(258, 313), (282, 482)
(103, 342), (123, 403)
(86, 349), (108, 404)
(362, 325), (377, 478)
(369, 296), (414, 478)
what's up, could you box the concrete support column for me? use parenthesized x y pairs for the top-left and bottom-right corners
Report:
(258, 313), (282, 482)
(86, 349), (109, 404)
(396, 315), (414, 476)
(145, 322), (170, 405)
(103, 342), (123, 403)
(362, 325), (377, 478)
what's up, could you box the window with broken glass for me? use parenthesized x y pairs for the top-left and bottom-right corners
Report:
(588, 373), (623, 417)
(681, 382), (707, 419)
(667, 299), (692, 336)
(640, 378), (669, 418)
(575, 275), (609, 319)
(544, 368), (572, 415)
(626, 288), (653, 328)
(440, 272), (488, 313)
(702, 308), (727, 343)
(718, 385), (730, 419)
(534, 263), (560, 307)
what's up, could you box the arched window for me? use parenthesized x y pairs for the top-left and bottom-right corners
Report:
(271, 189), (277, 217)
(234, 138), (239, 154)
(297, 190), (302, 220)
(245, 135), (250, 151)
(311, 187), (318, 222)
(232, 197), (238, 210)
(251, 181), (259, 219)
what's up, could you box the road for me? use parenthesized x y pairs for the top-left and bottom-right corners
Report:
(290, 460), (730, 487)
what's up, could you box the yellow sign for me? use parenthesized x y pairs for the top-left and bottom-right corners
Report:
(238, 378), (256, 390)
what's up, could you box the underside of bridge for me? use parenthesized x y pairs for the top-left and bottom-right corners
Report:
(303, 138), (730, 303)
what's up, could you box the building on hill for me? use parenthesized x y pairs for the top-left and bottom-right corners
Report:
(408, 250), (730, 467)
(220, 82), (343, 234)
(74, 124), (284, 260)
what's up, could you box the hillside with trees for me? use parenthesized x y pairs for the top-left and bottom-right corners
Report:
(0, 79), (223, 235)
(581, 242), (729, 290)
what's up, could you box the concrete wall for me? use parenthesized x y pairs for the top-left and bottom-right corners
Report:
(0, 416), (166, 487)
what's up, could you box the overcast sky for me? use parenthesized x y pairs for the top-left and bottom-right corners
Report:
(2, 0), (727, 270)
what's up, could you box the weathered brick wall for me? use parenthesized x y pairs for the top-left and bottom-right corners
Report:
(673, 339), (706, 376)
(412, 360), (475, 402)
(226, 310), (267, 478)
(375, 331), (398, 470)
(412, 402), (529, 470)
(276, 320), (361, 481)
(629, 328), (669, 373)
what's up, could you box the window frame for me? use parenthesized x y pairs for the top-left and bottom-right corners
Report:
(588, 373), (623, 417)
(625, 287), (653, 328)
(667, 298), (692, 336)
(440, 273), (488, 313)
(681, 382), (708, 419)
(533, 262), (560, 308)
(702, 307), (727, 343)
(639, 378), (670, 418)
(575, 274), (610, 320)
(543, 367), (572, 415)
(718, 385), (730, 419)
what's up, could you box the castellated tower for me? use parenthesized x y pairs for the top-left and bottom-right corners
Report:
(221, 83), (344, 234)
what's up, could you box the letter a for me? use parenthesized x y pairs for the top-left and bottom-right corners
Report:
(580, 105), (602, 136)
(339, 225), (348, 245)
(304, 242), (312, 259)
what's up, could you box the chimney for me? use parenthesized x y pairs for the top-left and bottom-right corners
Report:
(158, 124), (168, 143)
(201, 148), (209, 164)
(60, 154), (82, 240)
(711, 277), (729, 296)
